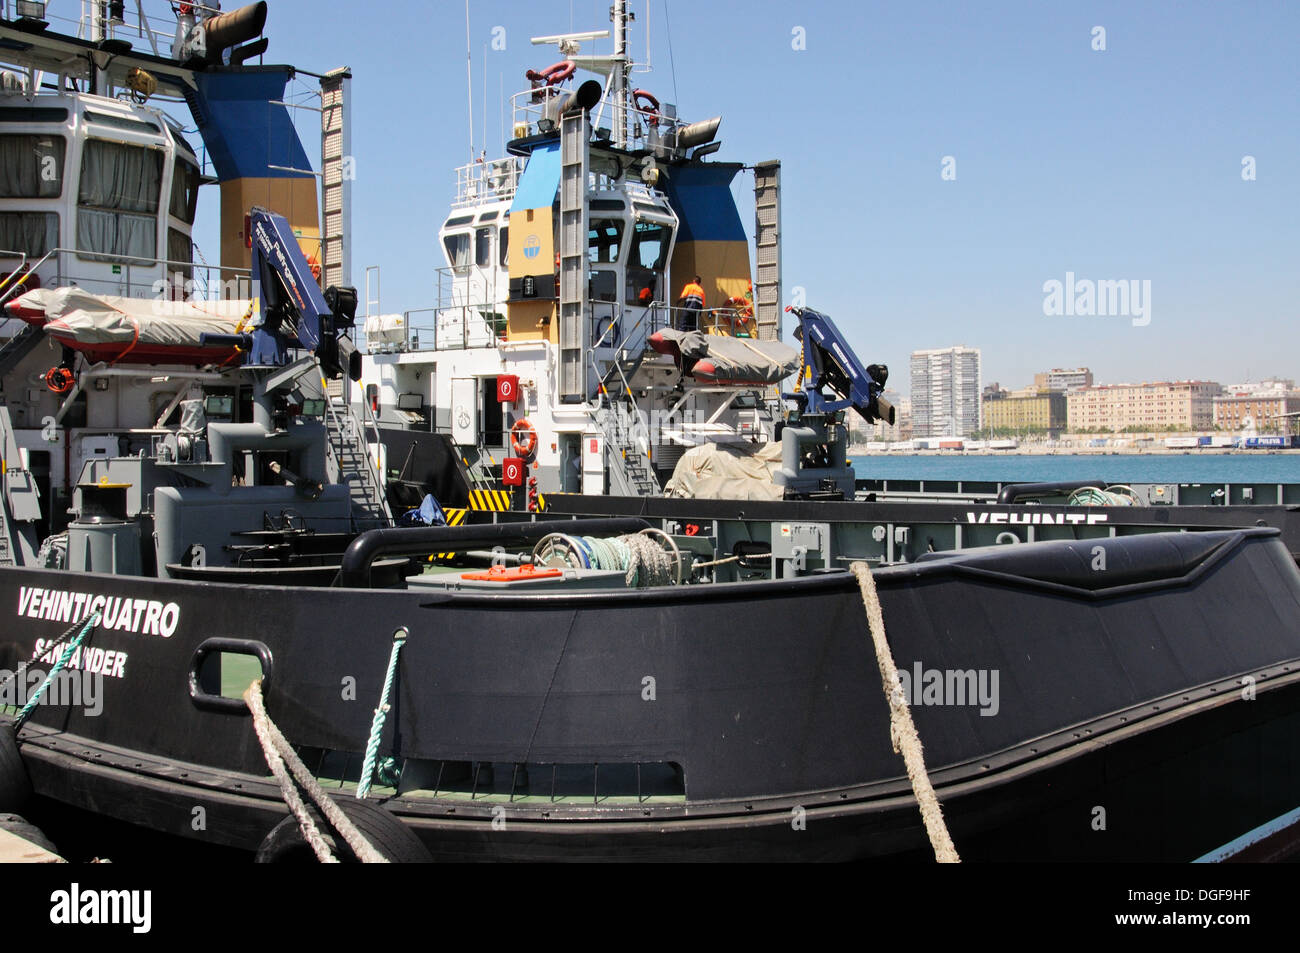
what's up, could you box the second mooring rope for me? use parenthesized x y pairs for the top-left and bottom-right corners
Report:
(244, 679), (387, 863)
(849, 562), (960, 863)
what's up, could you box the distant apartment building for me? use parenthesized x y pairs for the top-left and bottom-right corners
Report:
(910, 347), (981, 437)
(1213, 391), (1300, 434)
(1034, 368), (1094, 392)
(983, 390), (1068, 435)
(1067, 381), (1221, 432)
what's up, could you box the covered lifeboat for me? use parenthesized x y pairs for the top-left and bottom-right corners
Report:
(647, 327), (799, 385)
(5, 287), (250, 365)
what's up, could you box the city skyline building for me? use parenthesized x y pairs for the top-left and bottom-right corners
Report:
(910, 346), (982, 438)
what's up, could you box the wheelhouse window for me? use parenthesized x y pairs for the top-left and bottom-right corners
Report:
(443, 232), (471, 273)
(588, 219), (624, 264)
(169, 157), (200, 225)
(625, 221), (672, 305)
(76, 139), (162, 262)
(474, 226), (492, 267)
(0, 212), (57, 257)
(0, 134), (66, 198)
(499, 226), (509, 267)
(630, 221), (671, 270)
(167, 228), (193, 282)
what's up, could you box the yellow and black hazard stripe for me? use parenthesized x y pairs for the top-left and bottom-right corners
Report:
(467, 488), (512, 512)
(427, 507), (469, 562)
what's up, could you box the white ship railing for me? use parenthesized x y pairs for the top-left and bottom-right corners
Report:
(363, 299), (759, 356)
(2, 1), (201, 57)
(0, 247), (249, 303)
(646, 303), (758, 338)
(510, 87), (681, 151)
(452, 157), (524, 209)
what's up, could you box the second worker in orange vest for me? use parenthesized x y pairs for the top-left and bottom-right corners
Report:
(678, 275), (705, 331)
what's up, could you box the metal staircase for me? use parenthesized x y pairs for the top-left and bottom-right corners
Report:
(596, 401), (661, 497)
(324, 397), (392, 530)
(461, 446), (499, 494)
(0, 324), (42, 377)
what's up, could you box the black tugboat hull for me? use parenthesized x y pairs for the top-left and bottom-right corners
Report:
(4, 528), (1300, 861)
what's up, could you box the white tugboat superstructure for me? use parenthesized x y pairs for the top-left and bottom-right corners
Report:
(359, 0), (794, 506)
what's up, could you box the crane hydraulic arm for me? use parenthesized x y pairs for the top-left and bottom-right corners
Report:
(200, 206), (359, 380)
(785, 306), (895, 426)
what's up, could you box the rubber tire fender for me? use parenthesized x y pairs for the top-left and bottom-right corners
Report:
(254, 798), (432, 863)
(0, 813), (58, 855)
(0, 724), (31, 813)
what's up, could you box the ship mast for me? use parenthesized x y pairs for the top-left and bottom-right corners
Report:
(610, 0), (630, 148)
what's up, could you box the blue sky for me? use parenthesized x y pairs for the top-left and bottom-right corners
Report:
(192, 0), (1299, 397)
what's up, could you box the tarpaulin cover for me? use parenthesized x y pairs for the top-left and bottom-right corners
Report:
(14, 287), (248, 347)
(663, 441), (785, 500)
(655, 327), (798, 384)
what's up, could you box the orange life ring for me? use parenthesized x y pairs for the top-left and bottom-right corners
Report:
(44, 367), (74, 394)
(632, 89), (660, 127)
(510, 419), (538, 458)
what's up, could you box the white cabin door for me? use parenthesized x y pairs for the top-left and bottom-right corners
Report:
(451, 378), (478, 445)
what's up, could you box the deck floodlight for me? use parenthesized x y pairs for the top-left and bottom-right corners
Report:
(204, 395), (234, 417)
(16, 1), (46, 19)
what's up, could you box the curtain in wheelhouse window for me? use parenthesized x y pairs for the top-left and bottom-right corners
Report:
(0, 212), (58, 257)
(169, 158), (199, 224)
(0, 135), (66, 198)
(76, 139), (162, 260)
(167, 228), (193, 281)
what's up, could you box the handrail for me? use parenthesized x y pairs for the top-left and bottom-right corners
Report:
(996, 480), (1110, 505)
(649, 303), (756, 337)
(339, 517), (651, 588)
(0, 249), (50, 307)
(320, 380), (391, 529)
(0, 245), (253, 303)
(356, 384), (393, 524)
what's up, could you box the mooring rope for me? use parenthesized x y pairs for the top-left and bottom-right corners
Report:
(849, 562), (960, 863)
(243, 679), (387, 863)
(12, 611), (100, 731)
(357, 627), (407, 799)
(541, 533), (679, 587)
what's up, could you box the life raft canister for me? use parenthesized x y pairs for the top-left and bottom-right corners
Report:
(510, 418), (538, 458)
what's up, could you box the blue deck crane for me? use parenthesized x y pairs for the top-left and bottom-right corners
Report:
(201, 206), (360, 381)
(775, 307), (896, 499)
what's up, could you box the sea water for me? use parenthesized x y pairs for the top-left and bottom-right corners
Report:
(850, 453), (1299, 485)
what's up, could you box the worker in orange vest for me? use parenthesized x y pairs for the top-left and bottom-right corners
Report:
(678, 275), (705, 331)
